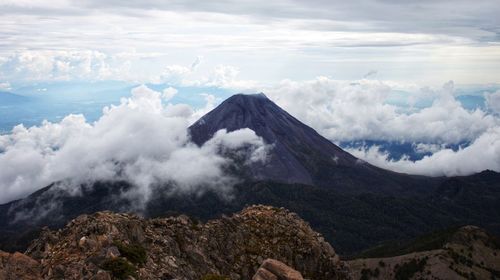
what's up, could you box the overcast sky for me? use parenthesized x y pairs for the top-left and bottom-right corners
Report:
(1, 0), (499, 84)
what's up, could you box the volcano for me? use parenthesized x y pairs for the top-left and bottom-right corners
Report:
(189, 93), (428, 194)
(1, 93), (500, 255)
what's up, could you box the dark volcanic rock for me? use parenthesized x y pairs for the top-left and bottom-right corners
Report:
(22, 205), (352, 280)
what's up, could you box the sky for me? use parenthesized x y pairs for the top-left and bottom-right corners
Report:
(1, 0), (500, 204)
(0, 0), (499, 84)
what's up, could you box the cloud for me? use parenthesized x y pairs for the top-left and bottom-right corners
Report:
(0, 85), (267, 204)
(0, 50), (132, 81)
(1, 1), (499, 84)
(486, 90), (500, 114)
(159, 65), (193, 84)
(266, 78), (499, 144)
(206, 65), (239, 87)
(259, 77), (500, 176)
(8, 0), (495, 42)
(0, 81), (11, 91)
(162, 86), (178, 101)
(346, 127), (500, 176)
(154, 61), (257, 89)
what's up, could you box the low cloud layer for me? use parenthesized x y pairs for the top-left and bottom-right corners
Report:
(264, 77), (500, 176)
(267, 78), (499, 144)
(1, 76), (500, 201)
(346, 127), (500, 177)
(0, 85), (266, 204)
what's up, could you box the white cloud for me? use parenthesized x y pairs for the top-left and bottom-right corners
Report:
(159, 64), (192, 84)
(162, 86), (178, 101)
(1, 1), (498, 84)
(154, 60), (258, 89)
(202, 65), (259, 89)
(347, 127), (500, 176)
(0, 85), (267, 204)
(486, 90), (500, 114)
(0, 81), (11, 91)
(266, 78), (499, 144)
(414, 143), (444, 154)
(257, 77), (500, 176)
(0, 50), (132, 81)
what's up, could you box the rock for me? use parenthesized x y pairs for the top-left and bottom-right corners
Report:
(105, 246), (120, 258)
(252, 259), (306, 280)
(257, 259), (303, 280)
(90, 270), (112, 280)
(253, 267), (279, 280)
(0, 251), (41, 280)
(17, 205), (351, 279)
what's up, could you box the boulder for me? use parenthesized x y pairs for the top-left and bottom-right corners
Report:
(253, 259), (303, 280)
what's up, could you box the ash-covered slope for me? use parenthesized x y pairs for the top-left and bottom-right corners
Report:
(189, 93), (429, 194)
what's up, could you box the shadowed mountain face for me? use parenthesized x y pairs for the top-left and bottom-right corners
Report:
(189, 93), (432, 194)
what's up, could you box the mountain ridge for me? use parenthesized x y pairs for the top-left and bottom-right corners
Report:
(2, 205), (351, 280)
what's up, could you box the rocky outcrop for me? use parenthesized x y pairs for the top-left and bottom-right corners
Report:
(253, 259), (303, 280)
(16, 205), (351, 280)
(0, 251), (41, 280)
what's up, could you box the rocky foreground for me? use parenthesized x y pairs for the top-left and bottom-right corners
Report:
(0, 205), (351, 280)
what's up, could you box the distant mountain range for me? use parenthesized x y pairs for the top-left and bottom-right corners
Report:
(1, 93), (499, 257)
(0, 91), (30, 104)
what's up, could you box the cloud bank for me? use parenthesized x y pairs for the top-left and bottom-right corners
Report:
(346, 127), (500, 177)
(0, 85), (267, 204)
(264, 77), (500, 176)
(267, 78), (498, 144)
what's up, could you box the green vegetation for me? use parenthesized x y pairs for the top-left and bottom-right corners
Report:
(448, 249), (473, 267)
(488, 234), (500, 250)
(144, 175), (500, 256)
(201, 274), (230, 280)
(360, 267), (380, 280)
(113, 240), (147, 265)
(394, 257), (427, 280)
(101, 258), (138, 280)
(356, 226), (461, 258)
